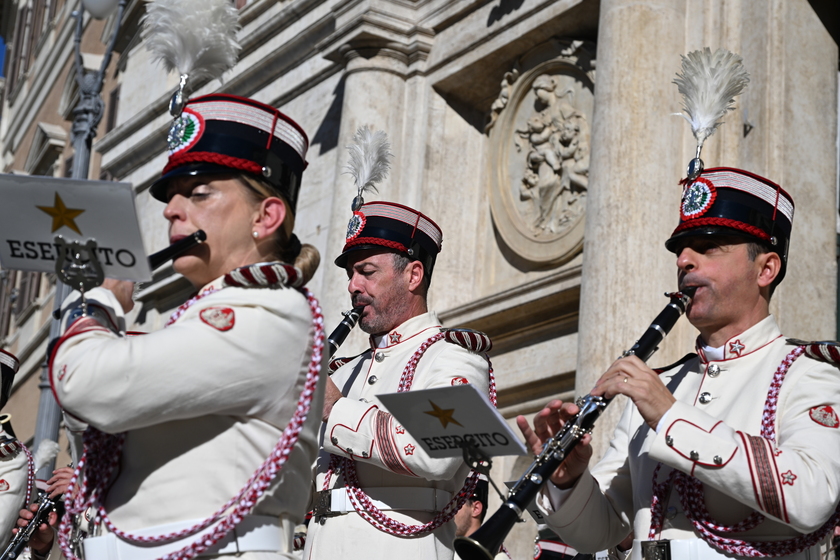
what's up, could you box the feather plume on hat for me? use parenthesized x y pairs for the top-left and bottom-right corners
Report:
(344, 127), (392, 211)
(142, 0), (241, 115)
(33, 439), (61, 472)
(673, 47), (749, 179)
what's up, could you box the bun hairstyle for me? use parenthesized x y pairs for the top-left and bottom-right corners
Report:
(238, 174), (320, 285)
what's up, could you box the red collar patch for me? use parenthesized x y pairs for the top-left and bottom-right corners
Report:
(729, 339), (745, 357)
(389, 331), (402, 344)
(200, 307), (236, 332)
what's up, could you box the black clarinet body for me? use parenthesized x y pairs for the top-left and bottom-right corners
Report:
(148, 230), (206, 271)
(453, 289), (694, 560)
(326, 306), (363, 358)
(1, 493), (54, 560)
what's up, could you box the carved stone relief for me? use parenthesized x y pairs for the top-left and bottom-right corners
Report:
(487, 39), (595, 267)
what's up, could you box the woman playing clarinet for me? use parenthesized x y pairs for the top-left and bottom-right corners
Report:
(25, 94), (322, 560)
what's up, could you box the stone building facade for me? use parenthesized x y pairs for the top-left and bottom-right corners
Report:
(1, 0), (838, 556)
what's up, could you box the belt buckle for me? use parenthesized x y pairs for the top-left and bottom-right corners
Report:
(312, 490), (341, 518)
(640, 540), (671, 560)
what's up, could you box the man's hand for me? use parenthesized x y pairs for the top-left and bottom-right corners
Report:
(101, 278), (135, 313)
(46, 467), (74, 499)
(14, 502), (57, 555)
(516, 400), (592, 489)
(322, 377), (343, 423)
(591, 355), (675, 431)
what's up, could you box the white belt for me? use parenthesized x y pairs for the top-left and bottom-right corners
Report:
(83, 515), (284, 560)
(634, 538), (818, 560)
(314, 487), (452, 516)
(536, 540), (578, 558)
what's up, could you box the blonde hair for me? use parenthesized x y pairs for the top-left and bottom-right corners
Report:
(237, 174), (320, 285)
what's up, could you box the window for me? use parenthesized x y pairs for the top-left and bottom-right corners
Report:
(0, 270), (17, 341)
(106, 85), (120, 132)
(14, 272), (41, 318)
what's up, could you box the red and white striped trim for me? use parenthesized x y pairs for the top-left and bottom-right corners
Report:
(359, 202), (443, 249)
(444, 329), (493, 354)
(0, 349), (19, 372)
(703, 169), (794, 222)
(189, 100), (309, 161)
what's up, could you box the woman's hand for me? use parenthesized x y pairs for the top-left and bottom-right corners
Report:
(101, 279), (135, 313)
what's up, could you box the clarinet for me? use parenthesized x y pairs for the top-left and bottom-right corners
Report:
(1, 493), (54, 560)
(453, 289), (695, 560)
(148, 230), (206, 270)
(326, 306), (363, 358)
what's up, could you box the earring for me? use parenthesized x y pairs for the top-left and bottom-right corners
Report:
(252, 231), (259, 239)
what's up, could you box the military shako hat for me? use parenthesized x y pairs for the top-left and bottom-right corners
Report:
(0, 350), (19, 411)
(335, 201), (443, 280)
(150, 94), (309, 212)
(665, 167), (795, 283)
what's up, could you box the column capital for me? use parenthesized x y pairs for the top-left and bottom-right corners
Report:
(319, 2), (434, 77)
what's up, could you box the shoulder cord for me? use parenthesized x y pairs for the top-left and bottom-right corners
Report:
(322, 333), (497, 537)
(648, 346), (840, 556)
(56, 287), (324, 560)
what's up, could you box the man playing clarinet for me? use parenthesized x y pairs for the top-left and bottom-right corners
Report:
(519, 163), (840, 560)
(304, 200), (493, 560)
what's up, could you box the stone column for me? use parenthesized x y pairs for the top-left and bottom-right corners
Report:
(575, 0), (688, 460)
(317, 9), (433, 343)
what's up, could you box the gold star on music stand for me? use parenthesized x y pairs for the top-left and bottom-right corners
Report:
(37, 193), (85, 234)
(423, 400), (463, 429)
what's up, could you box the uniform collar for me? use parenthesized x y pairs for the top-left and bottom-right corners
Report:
(370, 312), (442, 349)
(696, 314), (782, 362)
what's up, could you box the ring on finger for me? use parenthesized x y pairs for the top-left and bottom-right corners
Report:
(623, 377), (628, 383)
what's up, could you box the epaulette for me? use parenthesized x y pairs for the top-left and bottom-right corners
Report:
(653, 353), (698, 374)
(0, 435), (21, 458)
(786, 338), (840, 367)
(442, 328), (493, 354)
(329, 352), (366, 374)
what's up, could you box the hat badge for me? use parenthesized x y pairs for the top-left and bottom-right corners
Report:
(346, 211), (366, 241)
(167, 108), (204, 155)
(680, 177), (716, 220)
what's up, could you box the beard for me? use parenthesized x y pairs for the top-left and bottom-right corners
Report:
(354, 281), (412, 336)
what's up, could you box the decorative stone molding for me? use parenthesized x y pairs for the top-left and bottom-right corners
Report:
(487, 39), (595, 267)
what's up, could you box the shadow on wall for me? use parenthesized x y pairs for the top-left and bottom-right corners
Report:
(310, 78), (345, 156)
(487, 0), (526, 26)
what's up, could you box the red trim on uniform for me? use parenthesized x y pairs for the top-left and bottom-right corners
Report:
(704, 167), (794, 206)
(163, 151), (263, 176)
(330, 405), (378, 460)
(343, 237), (408, 254)
(369, 325), (443, 351)
(673, 216), (771, 241)
(48, 323), (109, 422)
(373, 410), (416, 477)
(742, 433), (785, 521)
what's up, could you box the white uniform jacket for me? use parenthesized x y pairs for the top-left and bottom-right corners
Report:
(305, 312), (491, 560)
(0, 426), (28, 549)
(539, 316), (840, 560)
(49, 275), (322, 560)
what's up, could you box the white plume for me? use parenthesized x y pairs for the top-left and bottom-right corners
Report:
(143, 0), (241, 84)
(344, 127), (392, 200)
(673, 47), (749, 150)
(33, 439), (61, 472)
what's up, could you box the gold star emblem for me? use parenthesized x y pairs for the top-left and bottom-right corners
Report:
(423, 400), (463, 429)
(37, 193), (85, 234)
